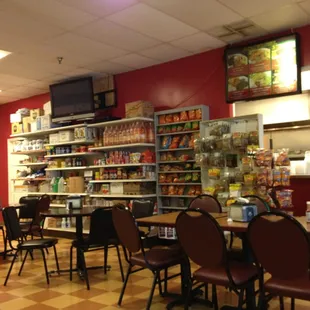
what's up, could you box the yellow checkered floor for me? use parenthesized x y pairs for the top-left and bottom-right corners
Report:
(0, 238), (309, 309)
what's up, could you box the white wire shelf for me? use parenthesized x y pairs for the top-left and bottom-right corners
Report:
(158, 170), (200, 174)
(45, 166), (88, 171)
(89, 143), (155, 151)
(90, 194), (157, 198)
(89, 179), (156, 183)
(88, 163), (156, 168)
(44, 140), (94, 147)
(158, 148), (193, 152)
(45, 152), (98, 158)
(88, 117), (154, 128)
(157, 130), (200, 136)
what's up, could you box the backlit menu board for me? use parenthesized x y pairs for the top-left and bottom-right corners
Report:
(225, 34), (301, 103)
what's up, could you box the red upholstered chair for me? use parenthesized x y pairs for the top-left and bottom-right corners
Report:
(247, 211), (310, 310)
(188, 194), (222, 213)
(176, 209), (258, 310)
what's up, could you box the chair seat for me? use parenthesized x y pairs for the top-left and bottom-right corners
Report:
(130, 247), (183, 269)
(71, 238), (119, 249)
(265, 276), (310, 301)
(193, 262), (258, 287)
(18, 238), (58, 250)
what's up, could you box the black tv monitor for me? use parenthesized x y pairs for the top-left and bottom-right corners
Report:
(50, 77), (95, 123)
(225, 33), (301, 103)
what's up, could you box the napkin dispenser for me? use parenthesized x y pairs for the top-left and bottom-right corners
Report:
(66, 195), (82, 210)
(229, 199), (257, 222)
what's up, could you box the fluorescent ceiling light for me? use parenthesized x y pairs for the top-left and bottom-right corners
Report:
(0, 50), (11, 60)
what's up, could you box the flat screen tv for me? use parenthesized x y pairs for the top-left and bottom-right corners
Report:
(50, 77), (95, 123)
(225, 33), (301, 103)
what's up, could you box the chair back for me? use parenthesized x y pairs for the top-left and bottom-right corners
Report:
(3, 207), (23, 241)
(34, 195), (50, 225)
(188, 194), (222, 213)
(19, 196), (38, 220)
(176, 209), (226, 268)
(242, 195), (270, 213)
(88, 207), (118, 245)
(248, 211), (310, 279)
(132, 200), (154, 219)
(112, 205), (141, 254)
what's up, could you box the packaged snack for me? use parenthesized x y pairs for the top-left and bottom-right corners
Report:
(202, 136), (216, 152)
(242, 156), (252, 172)
(195, 186), (201, 195)
(180, 111), (189, 121)
(160, 153), (167, 161)
(173, 175), (180, 183)
(179, 135), (190, 148)
(264, 150), (273, 167)
(232, 132), (248, 148)
(276, 189), (293, 208)
(204, 186), (216, 195)
(159, 174), (166, 183)
(210, 122), (230, 136)
(255, 149), (265, 167)
(189, 134), (196, 148)
(234, 168), (244, 183)
(168, 185), (177, 195)
(195, 109), (202, 120)
(249, 131), (259, 145)
(208, 168), (221, 179)
(187, 186), (196, 196)
(194, 138), (202, 153)
(165, 114), (173, 123)
(173, 113), (180, 123)
(177, 186), (185, 195)
(211, 152), (225, 168)
(171, 125), (177, 133)
(265, 193), (277, 208)
(188, 110), (196, 120)
(281, 168), (290, 186)
(229, 183), (242, 198)
(267, 168), (273, 187)
(179, 154), (190, 162)
(201, 153), (210, 168)
(166, 174), (175, 183)
(157, 127), (164, 134)
(164, 126), (172, 134)
(273, 170), (282, 187)
(185, 163), (192, 170)
(244, 173), (256, 186)
(161, 136), (171, 149)
(257, 186), (267, 196)
(276, 151), (290, 166)
(257, 168), (267, 185)
(170, 136), (181, 149)
(215, 136), (223, 150)
(159, 115), (165, 124)
(161, 185), (168, 195)
(222, 133), (232, 151)
(192, 172), (200, 182)
(167, 152), (177, 161)
(192, 121), (199, 130)
(185, 173), (192, 182)
(226, 154), (238, 168)
(177, 124), (184, 132)
(178, 174), (186, 183)
(184, 122), (192, 131)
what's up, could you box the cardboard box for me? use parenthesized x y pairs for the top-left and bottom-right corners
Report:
(68, 177), (85, 193)
(43, 101), (51, 115)
(22, 116), (32, 133)
(10, 113), (22, 123)
(11, 122), (23, 135)
(14, 185), (38, 192)
(49, 133), (59, 144)
(110, 183), (124, 194)
(123, 182), (155, 195)
(74, 127), (93, 141)
(41, 114), (51, 130)
(59, 130), (74, 142)
(125, 101), (154, 118)
(30, 108), (43, 122)
(30, 122), (37, 132)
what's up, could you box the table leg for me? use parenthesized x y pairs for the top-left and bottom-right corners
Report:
(75, 216), (84, 275)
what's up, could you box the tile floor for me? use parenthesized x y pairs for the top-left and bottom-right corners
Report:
(0, 238), (309, 309)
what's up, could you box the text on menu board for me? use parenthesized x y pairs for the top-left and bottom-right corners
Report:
(225, 34), (300, 103)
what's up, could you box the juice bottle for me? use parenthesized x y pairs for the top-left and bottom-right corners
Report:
(133, 122), (140, 143)
(147, 122), (155, 144)
(105, 127), (110, 146)
(139, 122), (146, 143)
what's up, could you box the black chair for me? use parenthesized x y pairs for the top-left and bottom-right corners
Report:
(132, 200), (154, 219)
(188, 194), (222, 213)
(69, 207), (124, 290)
(19, 196), (38, 236)
(3, 207), (59, 286)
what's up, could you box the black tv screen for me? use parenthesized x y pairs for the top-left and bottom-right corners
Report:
(50, 77), (95, 122)
(225, 34), (301, 103)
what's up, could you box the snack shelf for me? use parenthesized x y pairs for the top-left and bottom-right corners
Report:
(88, 117), (154, 128)
(159, 183), (201, 186)
(12, 150), (46, 155)
(27, 192), (88, 196)
(89, 143), (155, 151)
(44, 140), (94, 147)
(155, 105), (209, 220)
(88, 163), (156, 168)
(45, 152), (98, 158)
(14, 162), (47, 167)
(12, 178), (49, 181)
(89, 179), (156, 183)
(90, 194), (157, 198)
(158, 170), (200, 174)
(157, 130), (200, 136)
(45, 166), (88, 171)
(158, 148), (193, 152)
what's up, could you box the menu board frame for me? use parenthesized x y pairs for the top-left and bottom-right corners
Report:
(225, 33), (301, 104)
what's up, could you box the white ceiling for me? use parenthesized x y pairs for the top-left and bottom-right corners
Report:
(0, 0), (309, 104)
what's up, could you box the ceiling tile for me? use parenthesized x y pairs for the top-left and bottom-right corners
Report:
(61, 68), (98, 78)
(299, 0), (310, 14)
(11, 0), (97, 30)
(139, 44), (192, 61)
(85, 61), (134, 74)
(142, 0), (243, 30)
(25, 81), (50, 91)
(106, 3), (198, 42)
(171, 32), (225, 53)
(58, 0), (138, 17)
(44, 33), (129, 62)
(75, 19), (161, 52)
(110, 53), (159, 69)
(219, 0), (296, 18)
(250, 4), (309, 32)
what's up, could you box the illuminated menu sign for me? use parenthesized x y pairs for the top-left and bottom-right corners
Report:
(225, 34), (301, 103)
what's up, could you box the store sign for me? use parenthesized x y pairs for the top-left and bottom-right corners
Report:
(225, 34), (301, 103)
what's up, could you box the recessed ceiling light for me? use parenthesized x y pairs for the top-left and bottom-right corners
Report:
(0, 50), (11, 60)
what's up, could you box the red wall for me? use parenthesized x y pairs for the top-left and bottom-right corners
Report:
(1, 24), (310, 209)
